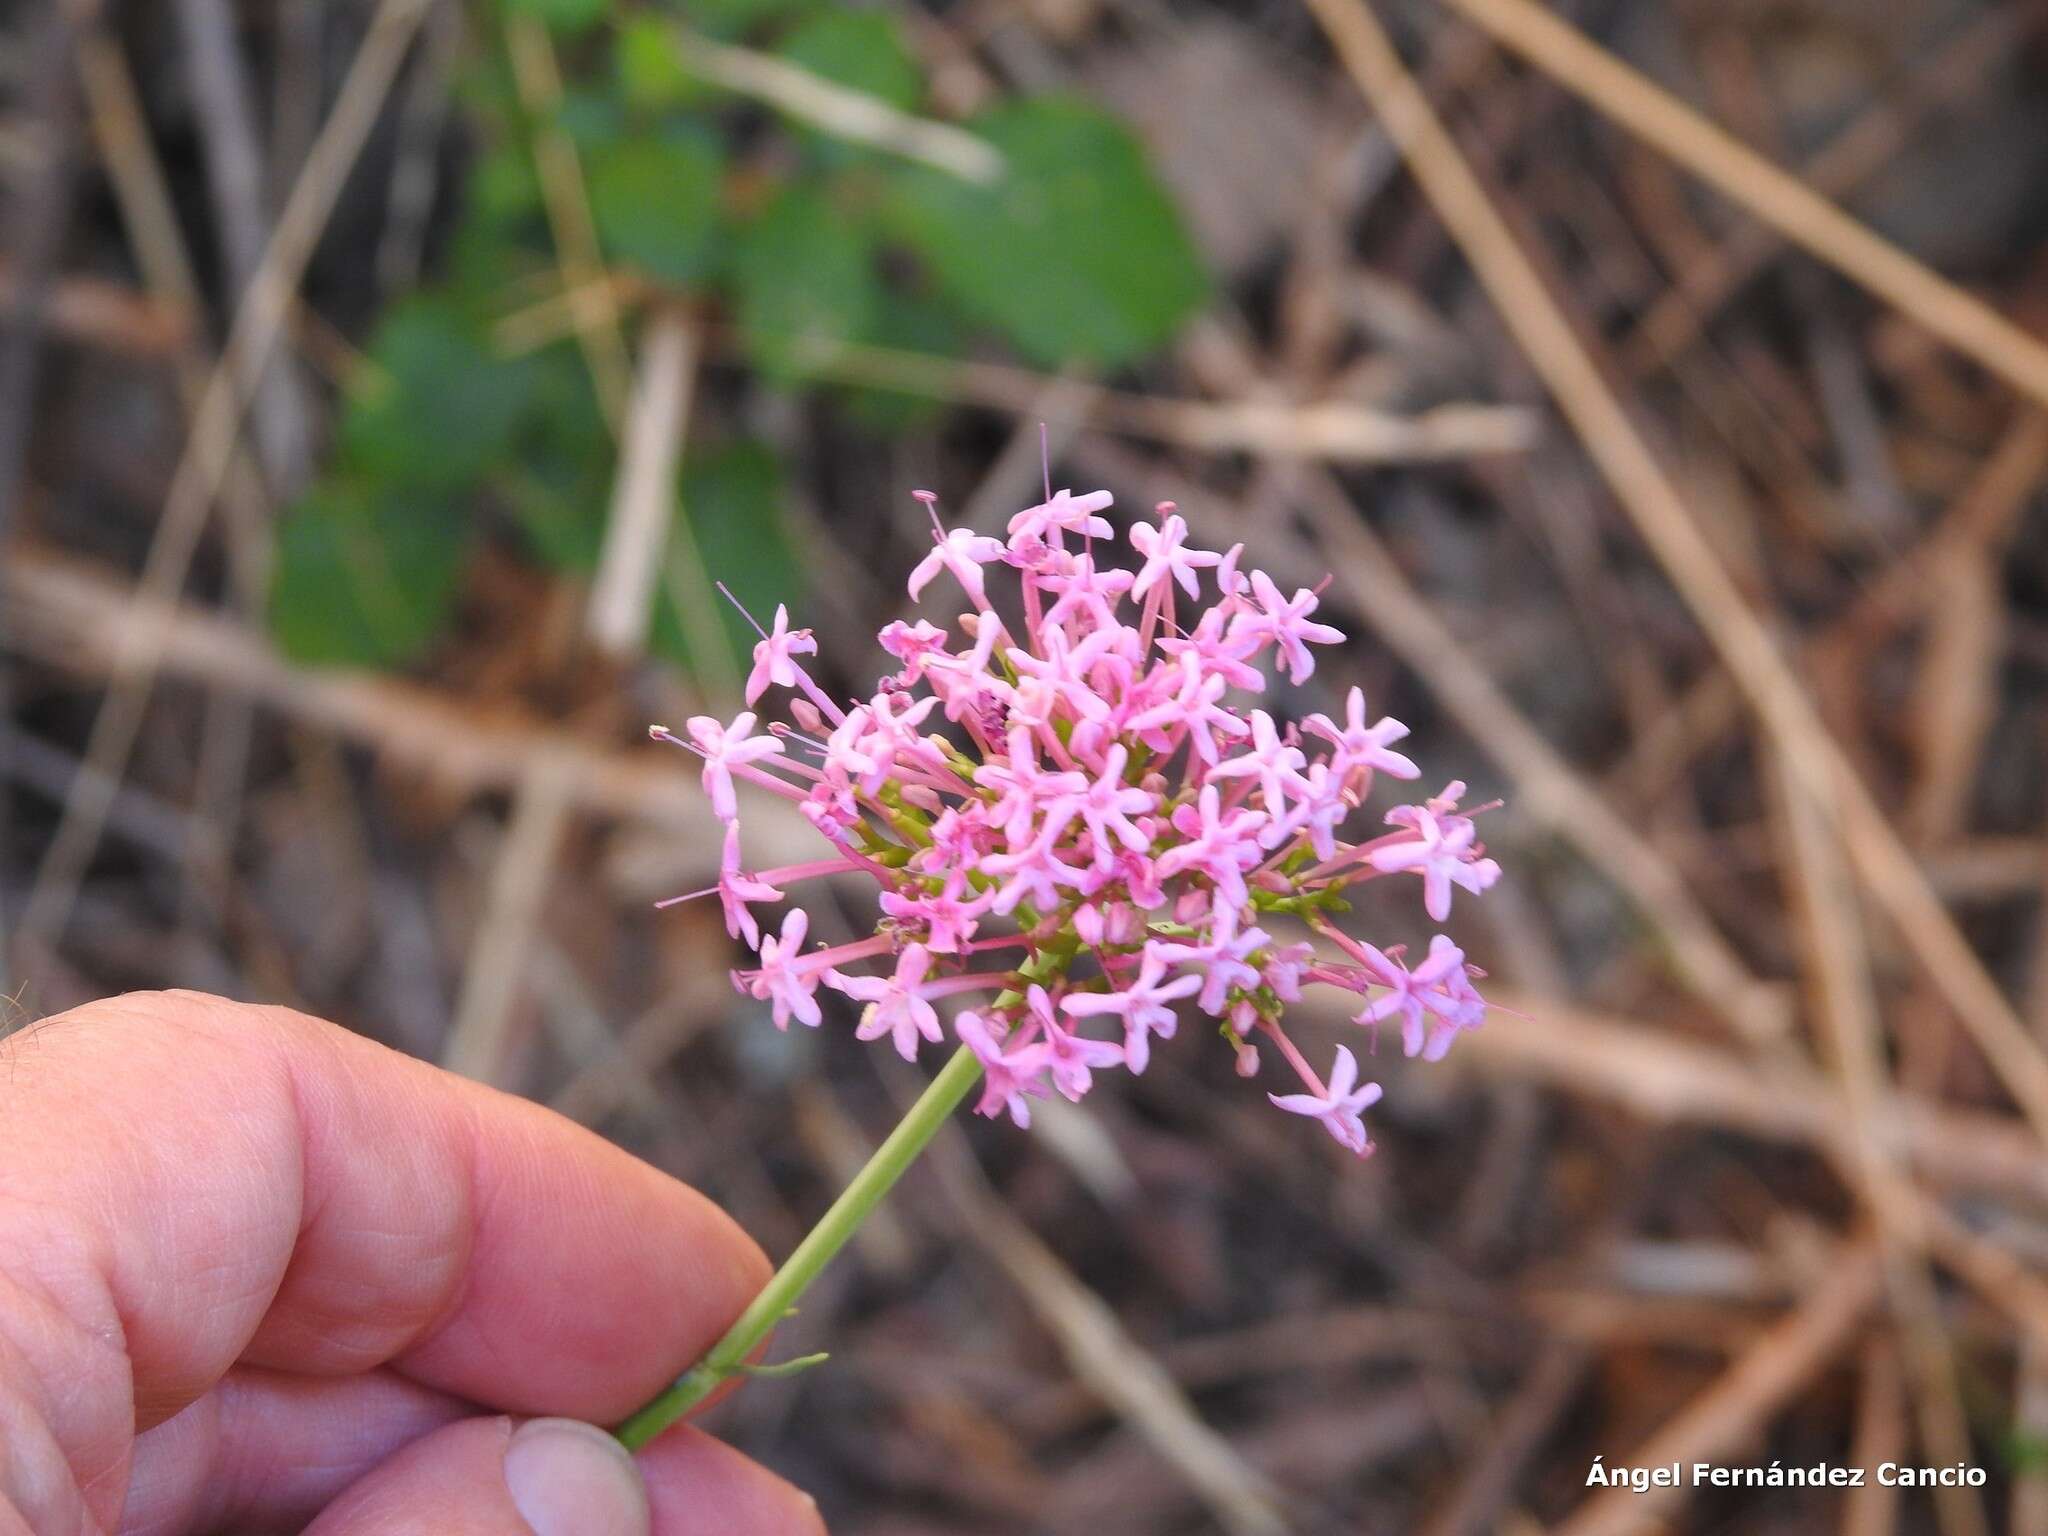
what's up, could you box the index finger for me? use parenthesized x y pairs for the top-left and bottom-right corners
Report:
(0, 990), (767, 1433)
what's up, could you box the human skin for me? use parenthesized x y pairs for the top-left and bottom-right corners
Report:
(0, 989), (825, 1535)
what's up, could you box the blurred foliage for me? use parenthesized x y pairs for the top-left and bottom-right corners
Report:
(272, 0), (1207, 673)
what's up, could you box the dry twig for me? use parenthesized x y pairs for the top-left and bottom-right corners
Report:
(172, 0), (316, 493)
(1, 548), (819, 869)
(1773, 755), (1986, 1536)
(1432, 0), (2048, 409)
(492, 294), (1540, 462)
(17, 0), (437, 953)
(0, 261), (186, 356)
(1553, 1239), (1883, 1536)
(1617, 4), (2023, 376)
(722, 334), (1540, 462)
(442, 754), (576, 1086)
(910, 1071), (1293, 1536)
(588, 310), (700, 657)
(504, 10), (632, 428)
(1458, 990), (2048, 1208)
(671, 25), (1002, 183)
(1303, 0), (2048, 1143)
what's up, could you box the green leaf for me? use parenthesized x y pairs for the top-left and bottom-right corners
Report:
(587, 129), (724, 284)
(443, 212), (553, 309)
(2005, 1428), (2048, 1474)
(453, 51), (523, 126)
(839, 290), (960, 430)
(501, 350), (614, 571)
(652, 441), (804, 676)
(616, 15), (704, 111)
(737, 1350), (830, 1380)
(732, 183), (878, 376)
(885, 97), (1208, 369)
(339, 300), (535, 491)
(502, 0), (608, 37)
(687, 0), (815, 42)
(471, 142), (544, 228)
(271, 481), (467, 667)
(774, 11), (917, 111)
(554, 88), (627, 152)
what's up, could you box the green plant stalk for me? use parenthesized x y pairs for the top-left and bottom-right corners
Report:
(613, 1042), (985, 1451)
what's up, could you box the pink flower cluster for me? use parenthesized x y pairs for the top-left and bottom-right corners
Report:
(656, 489), (1501, 1156)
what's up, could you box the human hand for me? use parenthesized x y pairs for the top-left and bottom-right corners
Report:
(0, 989), (824, 1535)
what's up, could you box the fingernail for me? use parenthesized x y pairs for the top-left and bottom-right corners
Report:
(504, 1418), (650, 1536)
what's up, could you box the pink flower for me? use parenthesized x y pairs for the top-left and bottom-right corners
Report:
(880, 877), (993, 953)
(716, 822), (783, 946)
(1084, 845), (1166, 910)
(908, 526), (1007, 605)
(1206, 709), (1308, 832)
(828, 943), (946, 1060)
(853, 692), (942, 779)
(1156, 606), (1264, 692)
(958, 1010), (1050, 1126)
(1043, 554), (1135, 629)
(917, 806), (994, 874)
(1279, 761), (1349, 860)
(1268, 1045), (1382, 1155)
(1062, 951), (1200, 1073)
(983, 834), (1090, 915)
(1303, 686), (1418, 783)
(1023, 985), (1124, 1101)
(818, 709), (880, 806)
(687, 711), (785, 822)
(975, 728), (1085, 847)
(656, 473), (1505, 1155)
(1050, 744), (1155, 869)
(1262, 942), (1313, 1003)
(1230, 571), (1343, 684)
(925, 613), (1008, 724)
(1006, 625), (1123, 727)
(745, 603), (818, 705)
(829, 694), (941, 800)
(1369, 781), (1502, 921)
(1351, 935), (1475, 1059)
(1008, 488), (1114, 549)
(1129, 507), (1220, 600)
(1072, 898), (1143, 948)
(1157, 785), (1268, 910)
(1212, 541), (1249, 599)
(1128, 648), (1250, 766)
(1148, 925), (1269, 1016)
(745, 909), (822, 1030)
(879, 618), (952, 682)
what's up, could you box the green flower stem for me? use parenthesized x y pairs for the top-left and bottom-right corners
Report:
(613, 1042), (985, 1451)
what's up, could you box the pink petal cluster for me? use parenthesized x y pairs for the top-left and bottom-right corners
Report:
(655, 488), (1504, 1157)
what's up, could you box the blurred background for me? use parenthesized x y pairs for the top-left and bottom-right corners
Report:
(5, 0), (2048, 1531)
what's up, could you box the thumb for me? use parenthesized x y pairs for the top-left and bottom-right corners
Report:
(304, 1416), (650, 1536)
